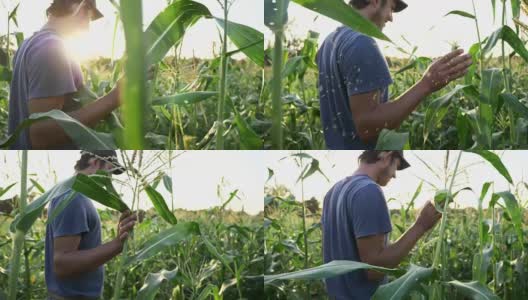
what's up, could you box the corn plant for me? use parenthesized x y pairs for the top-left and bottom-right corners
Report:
(6, 150), (26, 300)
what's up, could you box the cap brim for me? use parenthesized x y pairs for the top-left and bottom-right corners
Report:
(91, 9), (104, 21)
(394, 0), (408, 13)
(397, 158), (410, 170)
(110, 163), (126, 175)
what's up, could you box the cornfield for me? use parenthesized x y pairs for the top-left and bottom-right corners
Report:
(264, 150), (528, 299)
(0, 0), (265, 150)
(0, 150), (263, 299)
(264, 0), (528, 150)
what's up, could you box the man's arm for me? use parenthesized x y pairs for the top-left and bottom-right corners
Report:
(53, 210), (136, 279)
(28, 87), (120, 149)
(356, 201), (442, 281)
(53, 235), (122, 278)
(349, 49), (472, 143)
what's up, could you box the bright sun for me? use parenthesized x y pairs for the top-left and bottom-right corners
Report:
(63, 30), (108, 63)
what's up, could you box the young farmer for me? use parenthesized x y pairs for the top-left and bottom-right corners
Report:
(45, 150), (137, 300)
(317, 0), (473, 149)
(321, 151), (442, 299)
(8, 0), (121, 149)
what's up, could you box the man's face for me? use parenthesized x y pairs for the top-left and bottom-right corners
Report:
(377, 154), (400, 186)
(67, 1), (95, 35)
(86, 158), (115, 175)
(371, 0), (396, 30)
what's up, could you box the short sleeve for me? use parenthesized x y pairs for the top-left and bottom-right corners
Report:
(27, 38), (78, 99)
(349, 184), (392, 238)
(339, 35), (393, 97)
(51, 193), (90, 238)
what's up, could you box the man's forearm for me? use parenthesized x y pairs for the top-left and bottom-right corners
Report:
(30, 89), (119, 149)
(371, 223), (426, 269)
(358, 81), (430, 142)
(54, 239), (122, 278)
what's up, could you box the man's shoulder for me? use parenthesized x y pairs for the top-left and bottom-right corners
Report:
(345, 175), (381, 196)
(23, 30), (67, 61)
(49, 189), (89, 209)
(335, 27), (377, 49)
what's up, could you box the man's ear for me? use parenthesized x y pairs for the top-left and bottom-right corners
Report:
(370, 0), (381, 9)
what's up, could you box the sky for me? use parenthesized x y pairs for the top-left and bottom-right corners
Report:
(0, 150), (265, 215)
(0, 0), (265, 61)
(265, 150), (528, 210)
(264, 0), (528, 58)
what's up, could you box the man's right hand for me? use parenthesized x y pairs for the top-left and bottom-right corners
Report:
(115, 210), (137, 250)
(419, 49), (473, 94)
(414, 201), (442, 233)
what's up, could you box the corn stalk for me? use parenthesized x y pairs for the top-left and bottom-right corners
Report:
(7, 150), (28, 300)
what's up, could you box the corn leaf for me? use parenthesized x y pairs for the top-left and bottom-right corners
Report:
(292, 0), (391, 42)
(500, 94), (528, 119)
(162, 174), (173, 194)
(144, 0), (212, 65)
(493, 191), (524, 249)
(466, 151), (513, 184)
(447, 280), (500, 300)
(10, 177), (75, 233)
(215, 18), (264, 67)
(0, 110), (116, 149)
(136, 267), (179, 300)
(125, 222), (200, 267)
(444, 10), (475, 19)
(144, 185), (177, 225)
(0, 183), (16, 198)
(372, 264), (434, 300)
(71, 173), (129, 212)
(424, 85), (471, 143)
(375, 129), (409, 150)
(264, 260), (398, 285)
(483, 26), (528, 63)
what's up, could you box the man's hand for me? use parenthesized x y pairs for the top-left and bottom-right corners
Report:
(115, 210), (137, 250)
(420, 49), (473, 94)
(414, 201), (442, 233)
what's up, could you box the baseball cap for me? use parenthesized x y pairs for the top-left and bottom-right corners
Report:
(392, 150), (410, 170)
(394, 0), (408, 13)
(86, 0), (104, 21)
(81, 150), (125, 175)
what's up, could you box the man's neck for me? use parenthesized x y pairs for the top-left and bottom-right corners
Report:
(353, 165), (379, 184)
(44, 19), (70, 37)
(357, 8), (373, 23)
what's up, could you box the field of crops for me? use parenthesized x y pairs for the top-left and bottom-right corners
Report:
(264, 0), (528, 150)
(1, 209), (263, 299)
(0, 150), (263, 299)
(264, 151), (528, 299)
(0, 0), (265, 150)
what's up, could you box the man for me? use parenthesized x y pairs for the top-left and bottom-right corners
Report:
(45, 150), (137, 300)
(321, 151), (442, 299)
(316, 0), (473, 149)
(8, 0), (120, 149)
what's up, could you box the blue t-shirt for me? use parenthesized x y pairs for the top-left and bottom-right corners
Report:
(321, 175), (392, 299)
(45, 190), (103, 298)
(8, 27), (83, 149)
(316, 26), (393, 149)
